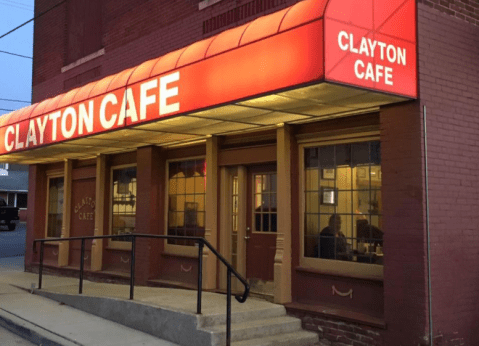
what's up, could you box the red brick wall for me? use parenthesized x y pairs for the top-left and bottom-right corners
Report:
(417, 3), (479, 346)
(288, 310), (385, 346)
(418, 0), (479, 26)
(32, 0), (299, 102)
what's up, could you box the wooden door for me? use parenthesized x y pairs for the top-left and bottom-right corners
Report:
(245, 165), (277, 282)
(69, 178), (96, 269)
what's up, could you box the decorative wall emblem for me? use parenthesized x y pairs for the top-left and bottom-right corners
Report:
(181, 265), (192, 272)
(332, 285), (353, 299)
(74, 196), (95, 221)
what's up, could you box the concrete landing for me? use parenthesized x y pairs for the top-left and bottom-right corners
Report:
(0, 272), (318, 346)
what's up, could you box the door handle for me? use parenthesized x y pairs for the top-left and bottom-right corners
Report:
(245, 227), (251, 240)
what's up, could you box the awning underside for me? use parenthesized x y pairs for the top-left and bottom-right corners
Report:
(0, 83), (405, 164)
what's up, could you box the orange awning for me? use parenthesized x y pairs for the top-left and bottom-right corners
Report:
(0, 0), (416, 162)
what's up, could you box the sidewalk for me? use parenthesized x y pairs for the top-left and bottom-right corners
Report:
(0, 271), (180, 346)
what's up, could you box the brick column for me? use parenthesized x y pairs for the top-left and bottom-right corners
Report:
(135, 146), (162, 284)
(25, 164), (46, 270)
(380, 101), (428, 345)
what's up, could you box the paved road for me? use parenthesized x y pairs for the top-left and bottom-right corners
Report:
(0, 255), (24, 272)
(0, 222), (26, 258)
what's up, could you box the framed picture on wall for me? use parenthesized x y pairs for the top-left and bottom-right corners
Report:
(322, 168), (335, 180)
(321, 187), (337, 205)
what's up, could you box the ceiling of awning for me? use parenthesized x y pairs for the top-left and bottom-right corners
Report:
(0, 83), (406, 164)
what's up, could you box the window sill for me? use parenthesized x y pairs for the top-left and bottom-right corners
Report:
(61, 48), (105, 73)
(43, 241), (60, 246)
(296, 262), (383, 282)
(199, 0), (223, 10)
(106, 246), (132, 252)
(163, 246), (199, 259)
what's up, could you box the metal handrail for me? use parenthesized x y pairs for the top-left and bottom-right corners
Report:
(33, 234), (249, 346)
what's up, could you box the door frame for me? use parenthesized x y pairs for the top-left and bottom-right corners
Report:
(219, 165), (247, 291)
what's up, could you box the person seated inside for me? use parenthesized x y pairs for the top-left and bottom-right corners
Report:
(316, 214), (351, 261)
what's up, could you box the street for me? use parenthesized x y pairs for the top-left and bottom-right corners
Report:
(0, 222), (26, 272)
(0, 222), (26, 258)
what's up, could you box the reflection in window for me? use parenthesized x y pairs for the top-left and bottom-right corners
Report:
(111, 167), (137, 242)
(254, 173), (277, 232)
(47, 177), (64, 238)
(304, 141), (383, 265)
(167, 159), (206, 246)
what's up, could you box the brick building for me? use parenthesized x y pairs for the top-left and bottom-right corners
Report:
(0, 0), (478, 345)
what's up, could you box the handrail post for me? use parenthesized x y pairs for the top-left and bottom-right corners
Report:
(197, 240), (204, 314)
(227, 267), (232, 346)
(79, 238), (85, 294)
(38, 241), (44, 290)
(130, 236), (136, 300)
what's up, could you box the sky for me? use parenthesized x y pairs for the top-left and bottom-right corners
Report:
(0, 0), (34, 117)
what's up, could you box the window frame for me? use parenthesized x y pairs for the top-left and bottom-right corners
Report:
(164, 156), (206, 257)
(299, 138), (384, 281)
(44, 171), (65, 239)
(108, 164), (137, 250)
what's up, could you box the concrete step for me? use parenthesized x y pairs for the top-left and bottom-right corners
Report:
(203, 316), (303, 346)
(232, 330), (319, 346)
(199, 305), (286, 327)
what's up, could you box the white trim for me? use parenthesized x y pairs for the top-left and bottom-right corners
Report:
(298, 137), (384, 281)
(199, 0), (223, 11)
(61, 48), (105, 73)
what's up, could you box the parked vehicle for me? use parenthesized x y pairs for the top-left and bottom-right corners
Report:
(0, 197), (19, 231)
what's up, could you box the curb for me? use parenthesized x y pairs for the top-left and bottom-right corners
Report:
(0, 308), (80, 346)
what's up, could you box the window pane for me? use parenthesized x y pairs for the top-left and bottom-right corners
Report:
(305, 169), (319, 191)
(305, 147), (318, 168)
(371, 141), (381, 164)
(306, 192), (319, 213)
(352, 142), (369, 166)
(336, 144), (351, 167)
(255, 213), (261, 232)
(319, 146), (334, 167)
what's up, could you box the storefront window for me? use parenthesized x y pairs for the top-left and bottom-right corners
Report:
(47, 177), (64, 238)
(304, 141), (383, 265)
(167, 159), (206, 246)
(111, 166), (137, 242)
